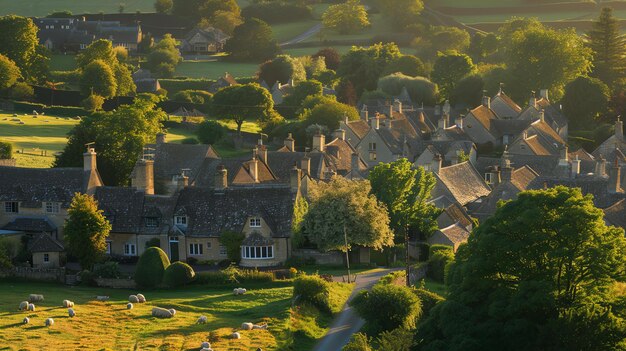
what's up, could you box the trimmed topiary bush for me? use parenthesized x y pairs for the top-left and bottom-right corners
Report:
(427, 245), (454, 283)
(293, 275), (332, 313)
(163, 261), (196, 287)
(134, 247), (170, 288)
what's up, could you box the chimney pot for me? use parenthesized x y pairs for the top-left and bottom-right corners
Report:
(571, 156), (581, 179)
(301, 156), (311, 176)
(370, 115), (380, 130)
(83, 147), (97, 172)
(482, 96), (490, 109)
(360, 105), (369, 121)
(616, 117), (624, 141)
(215, 165), (228, 190)
(284, 133), (295, 152)
(312, 133), (325, 152)
(290, 166), (301, 193)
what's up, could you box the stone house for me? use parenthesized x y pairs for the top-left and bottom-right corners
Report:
(431, 160), (492, 209)
(180, 27), (229, 54)
(427, 223), (470, 253)
(29, 233), (64, 268)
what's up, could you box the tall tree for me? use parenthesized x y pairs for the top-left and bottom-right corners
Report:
(322, 0), (370, 35)
(417, 186), (626, 351)
(300, 98), (359, 130)
(586, 7), (626, 88)
(376, 0), (423, 31)
(382, 55), (426, 77)
(211, 83), (275, 133)
(224, 18), (280, 62)
(79, 60), (117, 98)
(154, 0), (173, 14)
(431, 52), (476, 100)
(337, 43), (402, 95)
(562, 76), (610, 131)
(64, 193), (111, 270)
(0, 54), (20, 90)
(146, 34), (181, 78)
(77, 39), (135, 96)
(258, 54), (306, 87)
(368, 159), (439, 238)
(76, 39), (117, 68)
(301, 177), (394, 252)
(0, 15), (48, 83)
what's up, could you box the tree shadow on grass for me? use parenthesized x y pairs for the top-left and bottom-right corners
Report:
(0, 322), (24, 329)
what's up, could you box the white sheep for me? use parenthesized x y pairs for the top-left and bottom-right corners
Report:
(63, 300), (74, 308)
(22, 317), (29, 324)
(253, 324), (268, 330)
(168, 308), (176, 316)
(28, 303), (35, 312)
(18, 301), (29, 311)
(127, 303), (134, 310)
(29, 294), (44, 303)
(233, 288), (247, 295)
(137, 294), (146, 303)
(68, 308), (75, 317)
(231, 332), (241, 339)
(151, 307), (173, 318)
(128, 295), (139, 303)
(201, 341), (211, 349)
(197, 315), (208, 324)
(45, 318), (54, 327)
(241, 322), (253, 330)
(96, 296), (109, 301)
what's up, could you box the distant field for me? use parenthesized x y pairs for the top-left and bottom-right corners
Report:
(49, 54), (77, 71)
(434, 0), (588, 8)
(175, 61), (259, 80)
(0, 0), (155, 17)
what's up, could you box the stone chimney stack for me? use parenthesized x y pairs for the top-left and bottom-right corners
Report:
(539, 109), (545, 123)
(431, 154), (442, 174)
(393, 99), (403, 114)
(482, 96), (491, 109)
(595, 156), (607, 178)
(351, 152), (360, 174)
(250, 157), (259, 183)
(571, 156), (581, 179)
(175, 172), (189, 192)
(333, 129), (346, 141)
(559, 145), (569, 165)
(312, 133), (325, 152)
(500, 150), (512, 182)
(301, 156), (311, 176)
(215, 165), (228, 190)
(455, 115), (464, 129)
(370, 115), (380, 130)
(608, 159), (623, 193)
(529, 92), (537, 108)
(389, 104), (393, 118)
(616, 117), (624, 141)
(360, 105), (369, 120)
(83, 146), (97, 172)
(131, 159), (155, 195)
(257, 139), (267, 163)
(290, 166), (301, 193)
(540, 89), (549, 101)
(156, 132), (166, 144)
(284, 133), (295, 152)
(438, 114), (447, 130)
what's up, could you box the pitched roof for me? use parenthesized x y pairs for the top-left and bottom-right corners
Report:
(95, 187), (145, 234)
(344, 120), (370, 140)
(438, 222), (470, 245)
(434, 161), (492, 206)
(29, 233), (64, 253)
(324, 138), (368, 175)
(184, 27), (229, 44)
(570, 148), (595, 162)
(438, 202), (473, 229)
(2, 218), (56, 232)
(467, 105), (499, 136)
(474, 165), (539, 219)
(604, 199), (626, 228)
(490, 91), (522, 118)
(145, 142), (218, 182)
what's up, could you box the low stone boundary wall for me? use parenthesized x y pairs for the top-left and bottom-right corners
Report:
(292, 249), (344, 265)
(95, 278), (137, 289)
(11, 267), (66, 283)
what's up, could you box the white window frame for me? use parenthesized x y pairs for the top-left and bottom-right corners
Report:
(249, 218), (261, 228)
(369, 152), (377, 161)
(241, 245), (274, 259)
(45, 202), (60, 214)
(174, 216), (187, 227)
(106, 242), (112, 254)
(189, 243), (203, 256)
(124, 243), (136, 256)
(369, 142), (376, 151)
(485, 173), (493, 184)
(4, 201), (18, 213)
(219, 245), (227, 256)
(43, 253), (50, 262)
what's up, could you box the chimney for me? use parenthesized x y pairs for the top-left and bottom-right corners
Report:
(559, 145), (569, 165)
(540, 89), (549, 101)
(175, 172), (189, 191)
(301, 156), (311, 176)
(595, 155), (607, 178)
(360, 105), (369, 120)
(571, 156), (581, 179)
(443, 100), (451, 116)
(455, 115), (463, 129)
(523, 130), (528, 140)
(333, 129), (346, 141)
(434, 105), (441, 116)
(131, 159), (155, 195)
(83, 146), (97, 172)
(370, 115), (380, 130)
(215, 165), (228, 190)
(312, 133), (325, 152)
(501, 163), (513, 182)
(156, 132), (166, 144)
(351, 152), (360, 174)
(259, 147), (268, 164)
(431, 154), (442, 174)
(616, 117), (624, 141)
(290, 166), (301, 193)
(393, 99), (402, 114)
(492, 167), (502, 186)
(539, 109), (545, 123)
(284, 133), (295, 152)
(608, 159), (623, 193)
(389, 104), (393, 118)
(438, 114), (447, 130)
(482, 96), (491, 109)
(529, 92), (537, 108)
(250, 157), (259, 183)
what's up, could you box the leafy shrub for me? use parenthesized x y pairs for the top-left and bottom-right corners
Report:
(134, 247), (170, 288)
(10, 82), (34, 101)
(376, 328), (414, 351)
(414, 288), (444, 317)
(351, 284), (422, 335)
(343, 333), (372, 351)
(219, 231), (245, 263)
(187, 257), (198, 265)
(427, 245), (454, 283)
(0, 242), (12, 270)
(377, 73), (438, 105)
(293, 275), (332, 313)
(145, 237), (160, 249)
(193, 266), (274, 285)
(0, 141), (12, 159)
(195, 120), (226, 145)
(159, 78), (216, 95)
(163, 261), (196, 287)
(81, 94), (105, 111)
(93, 261), (121, 278)
(172, 89), (212, 104)
(79, 270), (96, 286)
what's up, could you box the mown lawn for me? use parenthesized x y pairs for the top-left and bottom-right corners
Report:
(0, 280), (295, 351)
(175, 61), (259, 80)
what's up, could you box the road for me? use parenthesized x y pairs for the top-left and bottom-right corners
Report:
(280, 23), (323, 47)
(311, 268), (399, 351)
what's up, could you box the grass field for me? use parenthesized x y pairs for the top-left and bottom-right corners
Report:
(175, 61), (259, 80)
(0, 280), (294, 350)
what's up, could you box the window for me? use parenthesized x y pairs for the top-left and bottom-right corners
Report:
(502, 135), (510, 145)
(174, 216), (187, 226)
(4, 202), (18, 213)
(45, 202), (60, 214)
(124, 243), (136, 256)
(368, 142), (377, 151)
(189, 243), (203, 255)
(145, 217), (159, 227)
(241, 245), (274, 259)
(43, 253), (49, 263)
(369, 152), (377, 161)
(485, 173), (493, 184)
(106, 242), (111, 254)
(219, 245), (227, 256)
(206, 242), (212, 248)
(249, 218), (261, 228)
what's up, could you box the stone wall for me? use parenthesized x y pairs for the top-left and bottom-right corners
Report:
(11, 266), (66, 283)
(292, 249), (344, 265)
(95, 278), (137, 289)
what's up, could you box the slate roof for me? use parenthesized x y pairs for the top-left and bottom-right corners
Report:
(174, 186), (296, 238)
(570, 148), (595, 162)
(474, 165), (539, 219)
(604, 199), (626, 229)
(490, 91), (521, 118)
(324, 138), (368, 175)
(536, 97), (567, 128)
(266, 152), (326, 182)
(183, 27), (229, 44)
(475, 155), (560, 178)
(95, 187), (145, 234)
(2, 218), (56, 232)
(144, 143), (218, 183)
(433, 161), (491, 206)
(344, 120), (370, 141)
(438, 222), (470, 245)
(29, 233), (64, 253)
(466, 105), (499, 136)
(530, 176), (625, 208)
(437, 202), (473, 229)
(0, 166), (88, 208)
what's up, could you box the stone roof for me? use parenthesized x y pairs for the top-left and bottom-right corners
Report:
(144, 142), (219, 183)
(95, 187), (145, 234)
(434, 161), (491, 206)
(29, 233), (64, 253)
(475, 155), (561, 178)
(174, 186), (296, 238)
(467, 105), (499, 136)
(437, 202), (473, 229)
(344, 120), (370, 141)
(242, 231), (274, 246)
(438, 222), (470, 245)
(604, 199), (626, 229)
(324, 138), (368, 176)
(266, 152), (326, 182)
(570, 148), (595, 162)
(0, 166), (89, 208)
(2, 218), (56, 233)
(536, 97), (567, 128)
(490, 91), (522, 118)
(530, 176), (625, 208)
(183, 27), (229, 44)
(474, 165), (539, 219)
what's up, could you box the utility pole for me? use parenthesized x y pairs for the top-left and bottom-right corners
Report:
(344, 223), (352, 283)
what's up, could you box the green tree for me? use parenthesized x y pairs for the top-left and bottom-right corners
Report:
(431, 52), (476, 99)
(113, 63), (136, 96)
(450, 74), (484, 108)
(468, 31), (499, 61)
(382, 55), (426, 77)
(76, 39), (117, 68)
(322, 0), (370, 35)
(203, 10), (243, 35)
(586, 7), (626, 88)
(63, 193), (111, 270)
(302, 177), (394, 252)
(376, 0), (423, 31)
(219, 231), (245, 262)
(79, 60), (117, 98)
(0, 15), (47, 83)
(54, 98), (165, 186)
(146, 34), (181, 78)
(375, 328), (414, 351)
(343, 334), (372, 351)
(173, 0), (240, 22)
(135, 247), (171, 288)
(505, 26), (592, 102)
(195, 120), (226, 144)
(163, 261), (195, 287)
(9, 82), (33, 101)
(258, 54), (306, 87)
(337, 43), (402, 95)
(369, 159), (439, 239)
(0, 140), (13, 159)
(81, 94), (105, 112)
(313, 47), (341, 70)
(562, 76), (610, 131)
(377, 73), (438, 105)
(282, 80), (323, 119)
(300, 99), (359, 130)
(154, 0), (173, 13)
(211, 83), (275, 134)
(224, 18), (280, 62)
(0, 54), (20, 90)
(417, 186), (626, 351)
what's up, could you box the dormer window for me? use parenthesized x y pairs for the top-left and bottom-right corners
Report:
(5, 202), (18, 213)
(145, 217), (159, 228)
(250, 218), (261, 228)
(175, 216), (187, 227)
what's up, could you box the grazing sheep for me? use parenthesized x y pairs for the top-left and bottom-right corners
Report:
(197, 315), (208, 324)
(28, 304), (35, 312)
(28, 294), (44, 303)
(136, 294), (146, 303)
(201, 341), (211, 349)
(63, 300), (74, 308)
(68, 308), (75, 317)
(128, 295), (139, 303)
(151, 307), (173, 318)
(168, 308), (176, 316)
(45, 318), (54, 327)
(18, 301), (29, 311)
(253, 324), (268, 330)
(22, 317), (29, 324)
(231, 332), (241, 339)
(233, 288), (247, 295)
(96, 296), (109, 301)
(241, 322), (253, 330)
(127, 303), (133, 310)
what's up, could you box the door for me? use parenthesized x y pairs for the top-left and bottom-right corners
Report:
(169, 236), (179, 262)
